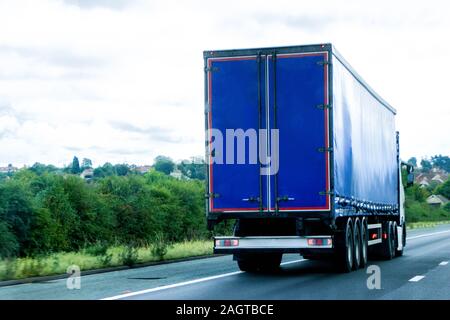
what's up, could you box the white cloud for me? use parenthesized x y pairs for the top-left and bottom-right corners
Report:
(0, 0), (449, 167)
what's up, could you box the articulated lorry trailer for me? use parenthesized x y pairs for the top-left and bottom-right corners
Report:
(203, 43), (409, 273)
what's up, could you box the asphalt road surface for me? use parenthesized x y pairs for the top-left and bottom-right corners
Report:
(1, 224), (450, 300)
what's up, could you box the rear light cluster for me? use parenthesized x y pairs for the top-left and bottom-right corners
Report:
(215, 239), (239, 247)
(307, 238), (332, 246)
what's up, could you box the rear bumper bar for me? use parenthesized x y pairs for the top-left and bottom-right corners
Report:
(214, 235), (333, 254)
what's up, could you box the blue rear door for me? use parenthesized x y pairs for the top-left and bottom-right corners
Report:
(272, 53), (330, 211)
(206, 51), (330, 214)
(207, 56), (264, 212)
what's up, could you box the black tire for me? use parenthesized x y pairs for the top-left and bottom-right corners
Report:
(259, 254), (282, 271)
(353, 218), (361, 270)
(380, 221), (395, 260)
(236, 253), (281, 272)
(237, 260), (258, 272)
(336, 218), (354, 273)
(360, 218), (368, 268)
(390, 222), (396, 258)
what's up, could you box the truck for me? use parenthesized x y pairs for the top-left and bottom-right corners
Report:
(203, 43), (411, 272)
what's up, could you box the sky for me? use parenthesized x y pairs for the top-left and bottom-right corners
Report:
(0, 0), (449, 167)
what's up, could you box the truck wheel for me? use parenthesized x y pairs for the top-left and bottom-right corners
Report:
(336, 218), (354, 273)
(259, 254), (282, 271)
(395, 222), (405, 257)
(237, 253), (281, 272)
(360, 218), (368, 268)
(237, 260), (258, 272)
(390, 222), (397, 258)
(380, 221), (395, 260)
(402, 222), (407, 247)
(353, 218), (361, 270)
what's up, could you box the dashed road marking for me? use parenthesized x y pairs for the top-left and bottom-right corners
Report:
(409, 275), (425, 282)
(407, 229), (450, 240)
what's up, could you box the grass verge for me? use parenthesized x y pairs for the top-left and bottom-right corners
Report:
(406, 220), (450, 230)
(0, 240), (213, 282)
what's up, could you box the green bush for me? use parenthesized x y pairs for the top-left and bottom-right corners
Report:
(0, 221), (19, 258)
(405, 199), (450, 222)
(85, 241), (109, 256)
(151, 232), (170, 260)
(444, 202), (450, 213)
(435, 179), (450, 198)
(119, 245), (139, 267)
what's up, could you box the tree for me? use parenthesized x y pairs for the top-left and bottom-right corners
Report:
(431, 155), (450, 173)
(29, 163), (58, 175)
(93, 163), (115, 178)
(0, 180), (34, 256)
(407, 157), (417, 167)
(178, 157), (205, 180)
(71, 156), (81, 174)
(0, 220), (19, 258)
(436, 179), (450, 199)
(153, 156), (175, 175)
(81, 158), (93, 170)
(114, 164), (130, 176)
(420, 159), (432, 172)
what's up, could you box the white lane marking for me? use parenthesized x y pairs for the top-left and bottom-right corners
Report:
(101, 258), (306, 300)
(409, 275), (425, 282)
(439, 261), (449, 266)
(406, 229), (450, 240)
(280, 259), (307, 266)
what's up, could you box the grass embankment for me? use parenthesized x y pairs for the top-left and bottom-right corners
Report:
(0, 240), (212, 282)
(407, 220), (450, 230)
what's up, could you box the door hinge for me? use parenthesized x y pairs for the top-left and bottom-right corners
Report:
(205, 193), (220, 199)
(316, 104), (332, 110)
(204, 66), (219, 73)
(242, 197), (260, 202)
(318, 147), (333, 153)
(277, 196), (295, 202)
(317, 60), (331, 66)
(319, 191), (334, 196)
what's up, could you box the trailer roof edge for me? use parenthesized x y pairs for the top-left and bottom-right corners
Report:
(330, 45), (397, 115)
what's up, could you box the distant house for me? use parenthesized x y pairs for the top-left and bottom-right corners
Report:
(0, 164), (18, 174)
(134, 165), (152, 174)
(80, 168), (94, 180)
(431, 174), (445, 184)
(415, 169), (448, 188)
(170, 169), (184, 180)
(426, 195), (449, 208)
(416, 174), (430, 188)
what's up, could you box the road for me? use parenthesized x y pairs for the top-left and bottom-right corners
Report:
(1, 224), (450, 300)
